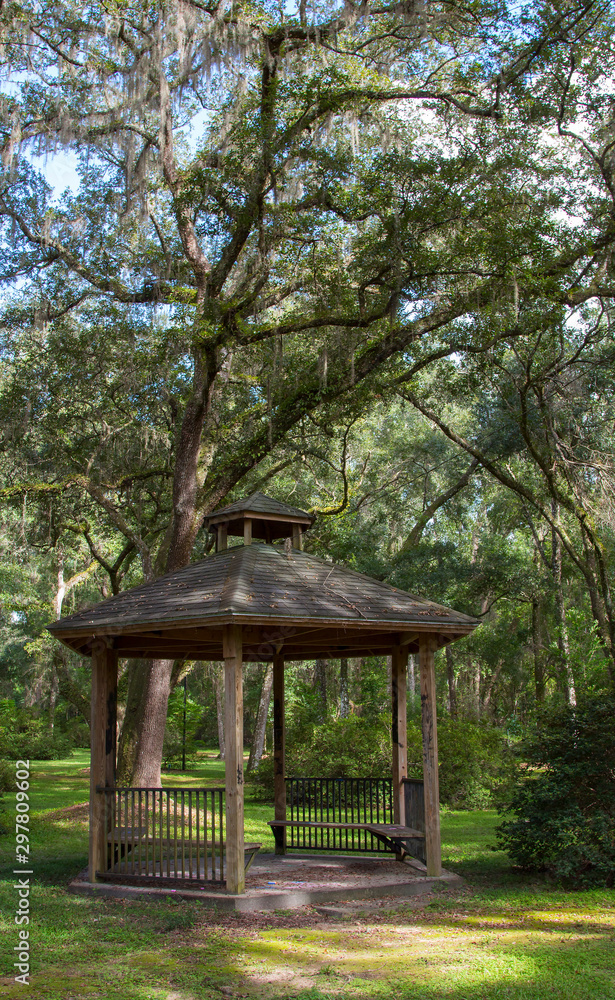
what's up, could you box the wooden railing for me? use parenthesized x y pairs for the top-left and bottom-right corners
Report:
(97, 786), (225, 884)
(286, 777), (394, 852)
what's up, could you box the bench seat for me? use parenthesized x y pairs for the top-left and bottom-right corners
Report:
(269, 819), (425, 862)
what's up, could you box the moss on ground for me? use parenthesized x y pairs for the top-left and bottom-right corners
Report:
(1, 755), (614, 999)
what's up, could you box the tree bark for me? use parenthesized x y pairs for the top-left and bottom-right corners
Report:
(551, 503), (576, 706)
(408, 653), (416, 705)
(117, 657), (175, 786)
(444, 645), (457, 718)
(339, 657), (349, 718)
(482, 662), (503, 711)
(48, 656), (59, 734)
(315, 658), (327, 721)
(532, 597), (546, 704)
(247, 664), (273, 772)
(214, 662), (226, 761)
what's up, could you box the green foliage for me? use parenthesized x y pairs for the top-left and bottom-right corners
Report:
(0, 700), (73, 761)
(0, 758), (12, 793)
(161, 686), (204, 771)
(291, 714), (395, 779)
(0, 759), (10, 834)
(249, 714), (392, 800)
(251, 712), (510, 811)
(497, 697), (615, 886)
(437, 719), (513, 810)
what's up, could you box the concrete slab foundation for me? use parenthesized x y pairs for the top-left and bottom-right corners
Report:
(67, 852), (463, 912)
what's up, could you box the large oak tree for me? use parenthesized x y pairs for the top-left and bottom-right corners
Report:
(2, 0), (614, 782)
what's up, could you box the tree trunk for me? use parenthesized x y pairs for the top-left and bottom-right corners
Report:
(408, 653), (416, 705)
(315, 658), (327, 721)
(247, 664), (273, 772)
(117, 342), (215, 784)
(214, 662), (226, 761)
(117, 657), (175, 786)
(474, 660), (481, 718)
(532, 597), (546, 705)
(482, 662), (503, 711)
(465, 655), (480, 720)
(48, 655), (60, 734)
(551, 504), (576, 706)
(339, 657), (349, 718)
(445, 645), (456, 718)
(57, 661), (91, 723)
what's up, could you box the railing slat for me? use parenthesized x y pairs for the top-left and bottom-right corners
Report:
(282, 776), (399, 855)
(96, 785), (226, 885)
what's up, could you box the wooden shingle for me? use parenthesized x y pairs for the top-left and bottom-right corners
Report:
(49, 543), (478, 659)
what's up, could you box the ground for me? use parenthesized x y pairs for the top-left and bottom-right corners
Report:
(1, 751), (614, 999)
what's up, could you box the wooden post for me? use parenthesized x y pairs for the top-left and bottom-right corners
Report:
(419, 634), (442, 876)
(391, 644), (408, 827)
(89, 642), (118, 883)
(292, 525), (302, 549)
(273, 652), (286, 854)
(224, 624), (244, 893)
(244, 518), (252, 546)
(216, 523), (228, 552)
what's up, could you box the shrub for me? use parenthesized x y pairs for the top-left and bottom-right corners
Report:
(437, 719), (513, 810)
(250, 713), (510, 810)
(0, 758), (13, 793)
(0, 759), (11, 835)
(496, 697), (615, 886)
(0, 700), (74, 761)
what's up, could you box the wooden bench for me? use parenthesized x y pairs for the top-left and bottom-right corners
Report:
(269, 820), (425, 863)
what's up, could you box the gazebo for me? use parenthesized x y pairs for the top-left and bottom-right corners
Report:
(49, 492), (479, 896)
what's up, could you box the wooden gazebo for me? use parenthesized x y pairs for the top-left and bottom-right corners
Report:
(49, 493), (478, 895)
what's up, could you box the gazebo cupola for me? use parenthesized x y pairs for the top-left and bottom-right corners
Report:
(204, 491), (315, 550)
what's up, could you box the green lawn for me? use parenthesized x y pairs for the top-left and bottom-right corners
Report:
(1, 754), (614, 999)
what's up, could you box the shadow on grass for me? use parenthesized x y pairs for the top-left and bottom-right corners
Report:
(2, 893), (612, 1000)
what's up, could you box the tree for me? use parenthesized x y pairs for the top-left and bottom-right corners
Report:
(2, 0), (614, 782)
(400, 312), (615, 688)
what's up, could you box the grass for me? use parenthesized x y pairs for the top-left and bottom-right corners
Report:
(1, 753), (614, 999)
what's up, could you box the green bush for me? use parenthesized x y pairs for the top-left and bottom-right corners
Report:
(291, 714), (396, 778)
(0, 758), (13, 793)
(250, 713), (510, 810)
(437, 718), (513, 810)
(0, 759), (11, 835)
(0, 700), (74, 761)
(496, 697), (615, 886)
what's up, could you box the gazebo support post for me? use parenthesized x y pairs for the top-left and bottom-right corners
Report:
(216, 523), (228, 551)
(88, 642), (117, 883)
(224, 624), (245, 894)
(273, 652), (286, 854)
(391, 644), (408, 828)
(419, 634), (442, 876)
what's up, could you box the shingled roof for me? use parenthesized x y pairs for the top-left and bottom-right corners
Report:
(49, 543), (478, 660)
(206, 492), (314, 522)
(203, 491), (314, 540)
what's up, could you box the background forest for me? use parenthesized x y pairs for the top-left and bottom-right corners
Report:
(1, 0), (615, 879)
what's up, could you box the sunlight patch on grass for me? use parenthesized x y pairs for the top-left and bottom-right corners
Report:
(2, 755), (615, 1000)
